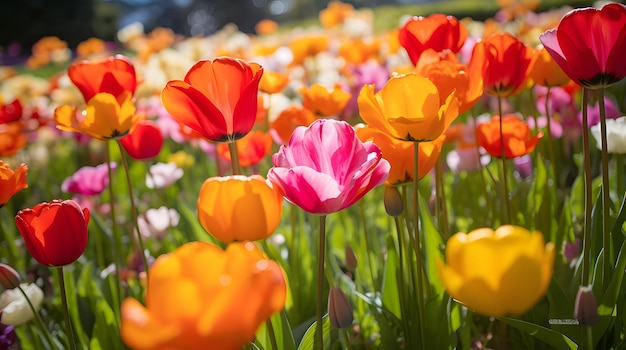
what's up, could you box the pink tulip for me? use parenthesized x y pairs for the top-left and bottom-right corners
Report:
(61, 162), (117, 196)
(267, 119), (390, 215)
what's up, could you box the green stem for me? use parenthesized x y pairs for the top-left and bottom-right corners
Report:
(266, 318), (279, 350)
(412, 142), (427, 350)
(618, 155), (625, 200)
(228, 141), (241, 175)
(316, 215), (327, 350)
(56, 267), (76, 350)
(597, 87), (611, 287)
(581, 89), (593, 286)
(394, 215), (413, 349)
(117, 141), (150, 281)
(105, 144), (123, 325)
(497, 96), (513, 224)
(16, 284), (56, 349)
(544, 86), (559, 189)
(359, 201), (377, 286)
(435, 159), (449, 239)
(586, 326), (594, 350)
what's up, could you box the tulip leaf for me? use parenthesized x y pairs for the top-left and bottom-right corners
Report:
(381, 238), (401, 319)
(90, 299), (125, 350)
(297, 315), (331, 350)
(178, 201), (215, 243)
(57, 266), (90, 348)
(499, 316), (577, 349)
(418, 194), (444, 295)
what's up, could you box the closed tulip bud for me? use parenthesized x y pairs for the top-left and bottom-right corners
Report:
(574, 285), (599, 326)
(384, 186), (403, 217)
(328, 287), (353, 329)
(344, 245), (357, 272)
(0, 264), (20, 290)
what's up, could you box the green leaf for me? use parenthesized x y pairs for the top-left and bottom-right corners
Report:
(297, 315), (331, 350)
(381, 238), (401, 320)
(500, 316), (577, 349)
(418, 194), (444, 294)
(89, 299), (126, 350)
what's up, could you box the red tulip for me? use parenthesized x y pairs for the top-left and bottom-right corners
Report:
(399, 14), (468, 65)
(539, 3), (626, 88)
(68, 55), (137, 102)
(161, 57), (263, 143)
(120, 120), (164, 160)
(0, 99), (22, 124)
(15, 200), (90, 266)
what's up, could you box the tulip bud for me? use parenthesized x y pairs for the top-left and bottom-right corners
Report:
(0, 264), (21, 289)
(384, 186), (403, 217)
(574, 285), (599, 326)
(328, 287), (353, 329)
(344, 245), (357, 272)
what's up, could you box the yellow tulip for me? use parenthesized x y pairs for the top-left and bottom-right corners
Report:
(437, 225), (554, 317)
(120, 241), (287, 350)
(197, 175), (283, 242)
(55, 91), (140, 141)
(358, 73), (459, 142)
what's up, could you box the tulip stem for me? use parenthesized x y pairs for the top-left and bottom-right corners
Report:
(497, 96), (513, 224)
(16, 284), (56, 350)
(105, 145), (123, 325)
(618, 155), (625, 201)
(597, 87), (612, 287)
(581, 89), (593, 286)
(412, 142), (427, 350)
(316, 214), (327, 350)
(435, 158), (449, 239)
(56, 267), (77, 350)
(117, 141), (150, 281)
(544, 86), (559, 189)
(228, 141), (242, 175)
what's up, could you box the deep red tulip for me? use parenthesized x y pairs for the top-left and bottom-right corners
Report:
(15, 200), (90, 266)
(0, 99), (22, 124)
(399, 14), (468, 65)
(68, 55), (137, 102)
(120, 120), (164, 160)
(539, 3), (626, 88)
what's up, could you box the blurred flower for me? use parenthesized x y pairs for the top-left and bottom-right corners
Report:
(0, 161), (28, 208)
(0, 323), (16, 350)
(0, 283), (43, 326)
(161, 57), (263, 143)
(62, 162), (116, 196)
(437, 225), (555, 317)
(358, 74), (459, 142)
(268, 119), (389, 215)
(76, 37), (107, 58)
(591, 116), (626, 154)
(0, 99), (22, 124)
(577, 96), (622, 127)
(166, 151), (195, 170)
(197, 175), (283, 242)
(146, 162), (183, 189)
(574, 285), (599, 326)
(416, 49), (483, 114)
(259, 71), (290, 94)
(137, 206), (180, 239)
(15, 199), (90, 266)
(0, 264), (20, 290)
(357, 125), (444, 184)
(563, 239), (581, 268)
(539, 3), (626, 88)
(399, 14), (468, 65)
(527, 115), (563, 139)
(319, 0), (354, 28)
(120, 120), (164, 160)
(120, 241), (286, 350)
(528, 45), (570, 87)
(476, 115), (543, 159)
(328, 287), (354, 329)
(68, 55), (137, 102)
(0, 122), (27, 157)
(300, 83), (351, 117)
(270, 105), (317, 145)
(26, 36), (68, 69)
(255, 19), (279, 35)
(289, 35), (330, 67)
(446, 147), (490, 173)
(514, 154), (533, 178)
(217, 130), (273, 168)
(54, 91), (141, 140)
(469, 32), (533, 96)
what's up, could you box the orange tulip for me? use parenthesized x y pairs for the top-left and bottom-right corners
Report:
(259, 71), (290, 94)
(300, 83), (351, 117)
(416, 49), (483, 114)
(161, 57), (263, 143)
(289, 36), (329, 66)
(255, 19), (279, 35)
(0, 161), (28, 208)
(217, 130), (273, 168)
(319, 1), (354, 28)
(270, 105), (317, 145)
(339, 39), (380, 65)
(357, 125), (444, 184)
(55, 92), (141, 141)
(358, 73), (459, 142)
(197, 175), (283, 242)
(528, 45), (571, 88)
(399, 14), (468, 65)
(0, 122), (27, 157)
(476, 114), (543, 159)
(121, 241), (287, 350)
(469, 33), (533, 97)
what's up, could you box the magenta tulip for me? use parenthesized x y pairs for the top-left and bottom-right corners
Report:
(267, 119), (390, 215)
